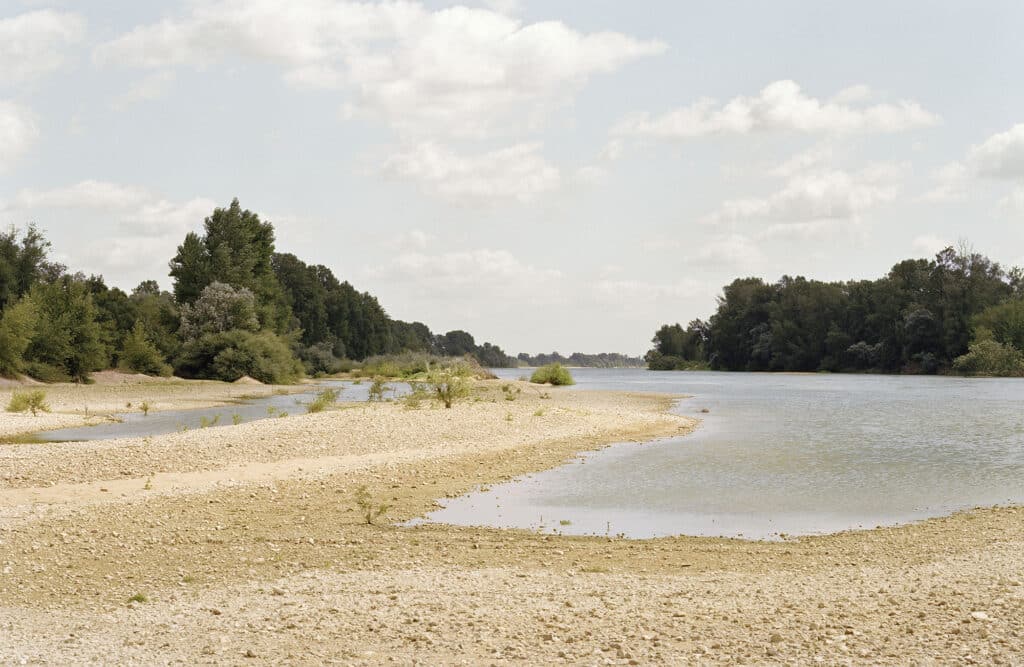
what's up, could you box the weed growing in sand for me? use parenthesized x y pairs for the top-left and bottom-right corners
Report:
(232, 413), (242, 425)
(143, 476), (153, 490)
(501, 384), (521, 401)
(127, 592), (148, 604)
(367, 377), (389, 402)
(266, 406), (278, 416)
(505, 412), (514, 422)
(7, 390), (49, 416)
(402, 380), (431, 409)
(307, 387), (340, 413)
(559, 519), (572, 526)
(533, 408), (546, 417)
(140, 401), (151, 416)
(278, 411), (288, 418)
(181, 575), (195, 584)
(354, 485), (391, 525)
(530, 363), (575, 386)
(199, 414), (221, 428)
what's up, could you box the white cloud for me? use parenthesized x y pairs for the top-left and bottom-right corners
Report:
(94, 1), (665, 138)
(382, 142), (560, 202)
(690, 233), (764, 267)
(1000, 185), (1024, 217)
(11, 180), (152, 211)
(705, 163), (904, 227)
(614, 80), (939, 139)
(0, 101), (38, 170)
(768, 142), (836, 178)
(592, 278), (703, 305)
(968, 123), (1024, 180)
(919, 161), (969, 202)
(370, 248), (560, 296)
(112, 70), (177, 109)
(6, 180), (215, 277)
(0, 10), (85, 85)
(912, 234), (953, 256)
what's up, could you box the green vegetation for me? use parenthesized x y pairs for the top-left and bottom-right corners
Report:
(139, 401), (151, 416)
(427, 363), (474, 408)
(127, 592), (148, 604)
(306, 387), (340, 413)
(648, 244), (1024, 375)
(530, 363), (575, 386)
(516, 352), (644, 368)
(0, 201), (513, 384)
(367, 377), (389, 402)
(353, 485), (391, 525)
(7, 389), (49, 415)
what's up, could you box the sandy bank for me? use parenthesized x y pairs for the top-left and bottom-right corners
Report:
(0, 379), (1021, 665)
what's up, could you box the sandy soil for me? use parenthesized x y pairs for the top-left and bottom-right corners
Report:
(0, 378), (1021, 665)
(0, 372), (305, 437)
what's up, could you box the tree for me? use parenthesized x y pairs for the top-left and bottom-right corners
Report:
(437, 330), (476, 356)
(0, 296), (38, 377)
(169, 199), (290, 332)
(0, 224), (63, 310)
(119, 322), (172, 376)
(175, 330), (303, 384)
(178, 282), (259, 341)
(25, 276), (106, 382)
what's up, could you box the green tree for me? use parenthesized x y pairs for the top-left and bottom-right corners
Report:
(0, 296), (39, 377)
(119, 321), (172, 376)
(25, 277), (106, 382)
(178, 281), (259, 341)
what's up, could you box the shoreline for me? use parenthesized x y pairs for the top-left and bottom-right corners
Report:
(1, 379), (1021, 664)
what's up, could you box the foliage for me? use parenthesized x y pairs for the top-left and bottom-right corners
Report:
(952, 339), (1024, 376)
(25, 277), (106, 382)
(367, 377), (389, 402)
(306, 387), (340, 413)
(517, 351), (644, 368)
(0, 224), (63, 310)
(7, 389), (49, 415)
(169, 199), (290, 332)
(119, 322), (172, 376)
(0, 296), (38, 377)
(648, 244), (1017, 374)
(175, 330), (303, 384)
(530, 363), (575, 386)
(178, 282), (259, 341)
(353, 485), (391, 525)
(971, 299), (1024, 352)
(426, 363), (473, 408)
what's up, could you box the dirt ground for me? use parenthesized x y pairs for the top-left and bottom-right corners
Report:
(0, 378), (1021, 665)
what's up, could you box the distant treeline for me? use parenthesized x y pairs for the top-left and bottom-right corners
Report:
(0, 199), (515, 383)
(648, 245), (1024, 376)
(516, 352), (645, 368)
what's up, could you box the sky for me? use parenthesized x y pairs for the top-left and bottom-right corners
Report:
(1, 1), (1023, 355)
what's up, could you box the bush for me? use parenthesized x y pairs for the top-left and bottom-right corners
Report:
(306, 387), (340, 413)
(356, 353), (496, 380)
(530, 363), (575, 386)
(426, 363), (473, 408)
(7, 389), (50, 415)
(24, 361), (70, 383)
(119, 322), (172, 377)
(175, 329), (304, 384)
(953, 339), (1024, 377)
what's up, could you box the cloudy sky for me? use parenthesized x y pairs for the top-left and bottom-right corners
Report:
(2, 1), (1023, 354)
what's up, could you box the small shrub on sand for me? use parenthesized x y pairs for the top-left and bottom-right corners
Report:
(354, 485), (391, 525)
(427, 363), (473, 409)
(307, 387), (341, 413)
(7, 389), (50, 415)
(530, 363), (575, 386)
(367, 378), (389, 402)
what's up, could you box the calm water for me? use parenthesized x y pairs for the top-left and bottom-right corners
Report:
(421, 369), (1024, 540)
(34, 379), (408, 442)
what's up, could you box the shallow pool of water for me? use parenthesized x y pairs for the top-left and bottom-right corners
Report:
(33, 379), (408, 442)
(420, 369), (1024, 540)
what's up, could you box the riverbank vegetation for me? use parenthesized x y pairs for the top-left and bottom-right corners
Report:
(0, 200), (515, 384)
(516, 351), (644, 368)
(648, 244), (1024, 376)
(530, 363), (575, 386)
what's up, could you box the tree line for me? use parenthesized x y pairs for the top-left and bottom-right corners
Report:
(0, 199), (516, 383)
(647, 245), (1024, 376)
(516, 352), (644, 368)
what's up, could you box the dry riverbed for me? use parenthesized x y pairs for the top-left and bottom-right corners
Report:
(1, 377), (1022, 665)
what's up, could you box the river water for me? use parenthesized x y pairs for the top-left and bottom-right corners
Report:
(420, 369), (1024, 540)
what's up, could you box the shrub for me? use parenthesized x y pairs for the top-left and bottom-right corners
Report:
(354, 485), (391, 525)
(307, 387), (340, 413)
(119, 322), (172, 377)
(367, 377), (389, 402)
(175, 330), (303, 384)
(7, 389), (50, 415)
(530, 363), (575, 386)
(426, 363), (473, 408)
(953, 339), (1024, 377)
